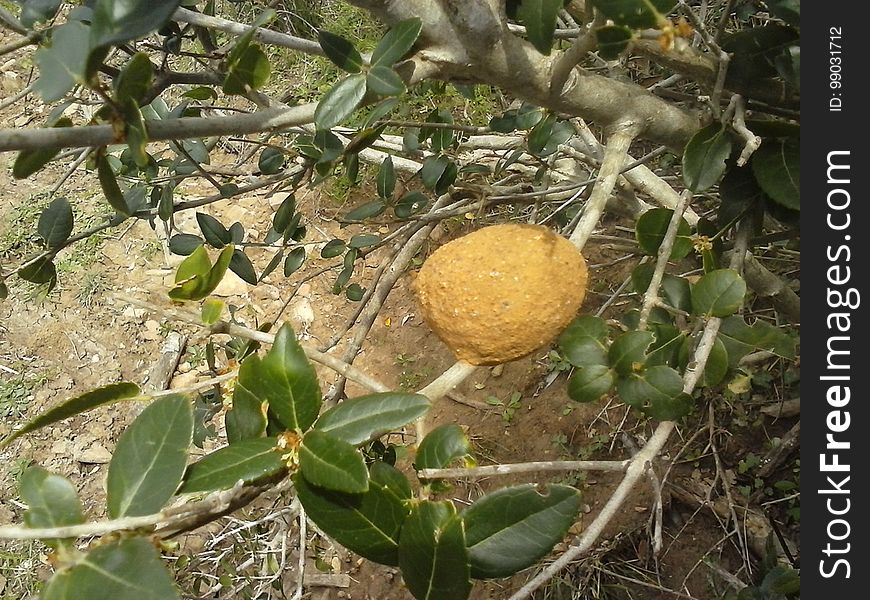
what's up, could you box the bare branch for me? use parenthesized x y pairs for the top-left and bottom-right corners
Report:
(418, 459), (629, 480)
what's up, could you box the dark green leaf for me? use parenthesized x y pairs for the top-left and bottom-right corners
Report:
(300, 430), (369, 493)
(415, 424), (471, 471)
(180, 437), (285, 493)
(90, 0), (182, 49)
(679, 335), (729, 387)
(318, 29), (364, 73)
(420, 155), (449, 190)
(97, 153), (131, 216)
(363, 97), (400, 127)
(399, 501), (471, 600)
(226, 377), (267, 444)
(41, 537), (180, 600)
(775, 45), (800, 88)
(617, 366), (691, 419)
(518, 0), (562, 55)
(258, 147), (285, 175)
(196, 212), (231, 248)
(1, 382), (140, 448)
(107, 395), (193, 517)
(20, 0), (63, 28)
(567, 365), (614, 403)
(463, 484), (581, 578)
(349, 234), (380, 249)
(284, 247), (306, 276)
(21, 467), (83, 549)
(608, 330), (654, 375)
(682, 124), (732, 192)
(158, 184), (174, 222)
(343, 200), (386, 223)
(367, 65), (406, 96)
(345, 124), (388, 156)
(717, 316), (795, 367)
(371, 18), (423, 67)
(270, 195), (295, 235)
(34, 21), (90, 102)
(168, 244), (234, 301)
(168, 233), (203, 256)
(489, 110), (518, 133)
(314, 128), (344, 164)
(370, 461), (412, 500)
(219, 183), (240, 198)
(527, 113), (557, 156)
(751, 137), (800, 210)
(115, 52), (153, 104)
(596, 25), (633, 60)
(722, 25), (799, 84)
(766, 0), (800, 28)
(539, 120), (574, 157)
(344, 152), (360, 184)
(294, 472), (408, 565)
(346, 283), (365, 301)
(315, 74), (367, 130)
(635, 208), (693, 259)
(394, 191), (428, 218)
(223, 44), (270, 95)
(377, 156), (396, 198)
(321, 238), (347, 258)
(13, 117), (73, 179)
(691, 269), (746, 317)
(18, 256), (57, 285)
(37, 197), (74, 249)
(230, 249), (258, 285)
(591, 0), (676, 28)
(761, 565), (801, 595)
(314, 393), (430, 445)
(647, 323), (684, 366)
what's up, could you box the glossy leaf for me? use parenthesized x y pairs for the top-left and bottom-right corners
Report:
(180, 437), (284, 493)
(18, 256), (57, 286)
(717, 316), (795, 367)
(259, 147), (285, 174)
(34, 21), (90, 102)
(294, 472), (408, 565)
(21, 467), (83, 548)
(222, 44), (271, 95)
(683, 124), (732, 192)
(230, 249), (258, 285)
(415, 424), (471, 471)
(646, 323), (684, 367)
(315, 74), (367, 130)
(299, 430), (369, 493)
(314, 392), (431, 445)
(567, 365), (614, 403)
(596, 25), (633, 60)
(196, 212), (231, 248)
(1, 382), (140, 448)
(635, 208), (693, 259)
(517, 0), (562, 55)
(617, 366), (691, 419)
(591, 0), (675, 28)
(97, 153), (131, 216)
(367, 65), (406, 96)
(343, 200), (386, 223)
(420, 155), (449, 190)
(107, 395), (193, 517)
(399, 501), (471, 600)
(608, 330), (654, 375)
(751, 137), (800, 210)
(168, 244), (234, 302)
(691, 269), (746, 317)
(370, 461), (412, 500)
(371, 18), (423, 67)
(321, 238), (347, 258)
(318, 29), (364, 73)
(284, 247), (306, 276)
(463, 484), (581, 578)
(377, 156), (396, 198)
(168, 233), (203, 256)
(394, 191), (428, 218)
(42, 537), (179, 600)
(37, 197), (74, 249)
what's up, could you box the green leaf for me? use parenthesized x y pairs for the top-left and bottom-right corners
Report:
(168, 244), (234, 302)
(370, 461), (412, 500)
(399, 501), (471, 600)
(349, 234), (380, 249)
(608, 330), (654, 375)
(617, 366), (691, 419)
(682, 124), (732, 192)
(367, 65), (406, 96)
(394, 191), (428, 218)
(107, 395), (193, 517)
(679, 335), (729, 387)
(558, 316), (609, 367)
(259, 147), (285, 175)
(294, 472), (408, 565)
(567, 365), (614, 403)
(226, 379), (267, 444)
(596, 25), (633, 60)
(346, 283), (365, 301)
(230, 249), (258, 285)
(97, 153), (131, 216)
(20, 467), (83, 548)
(718, 165), (765, 225)
(37, 197), (74, 249)
(717, 316), (795, 367)
(691, 269), (746, 317)
(20, 0), (63, 28)
(315, 74), (367, 130)
(42, 537), (180, 600)
(722, 25), (799, 84)
(321, 238), (347, 259)
(463, 484), (581, 578)
(300, 430), (369, 493)
(363, 97), (400, 127)
(200, 298), (224, 325)
(13, 117), (73, 179)
(517, 0), (562, 55)
(751, 137), (800, 210)
(222, 44), (271, 95)
(284, 247), (306, 276)
(180, 437), (285, 493)
(415, 424), (471, 471)
(90, 0), (183, 50)
(647, 323), (684, 366)
(318, 29), (364, 73)
(371, 17), (423, 67)
(168, 233), (203, 255)
(34, 21), (90, 102)
(528, 113), (555, 156)
(635, 208), (694, 259)
(766, 0), (800, 28)
(591, 0), (676, 28)
(182, 86), (218, 101)
(114, 52), (153, 104)
(18, 256), (57, 285)
(343, 200), (386, 223)
(420, 155), (449, 190)
(196, 212), (231, 248)
(314, 393), (431, 445)
(377, 156), (396, 199)
(1, 382), (140, 448)
(314, 129), (344, 164)
(241, 323), (321, 432)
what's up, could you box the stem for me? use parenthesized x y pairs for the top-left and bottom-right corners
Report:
(418, 459), (629, 480)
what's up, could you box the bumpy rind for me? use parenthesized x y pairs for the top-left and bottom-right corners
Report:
(413, 224), (588, 365)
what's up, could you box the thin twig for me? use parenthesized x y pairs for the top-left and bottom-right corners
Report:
(418, 459), (629, 480)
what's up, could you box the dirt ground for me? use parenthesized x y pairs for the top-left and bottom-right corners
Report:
(0, 29), (797, 600)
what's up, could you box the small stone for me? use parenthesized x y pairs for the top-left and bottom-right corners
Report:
(77, 444), (112, 464)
